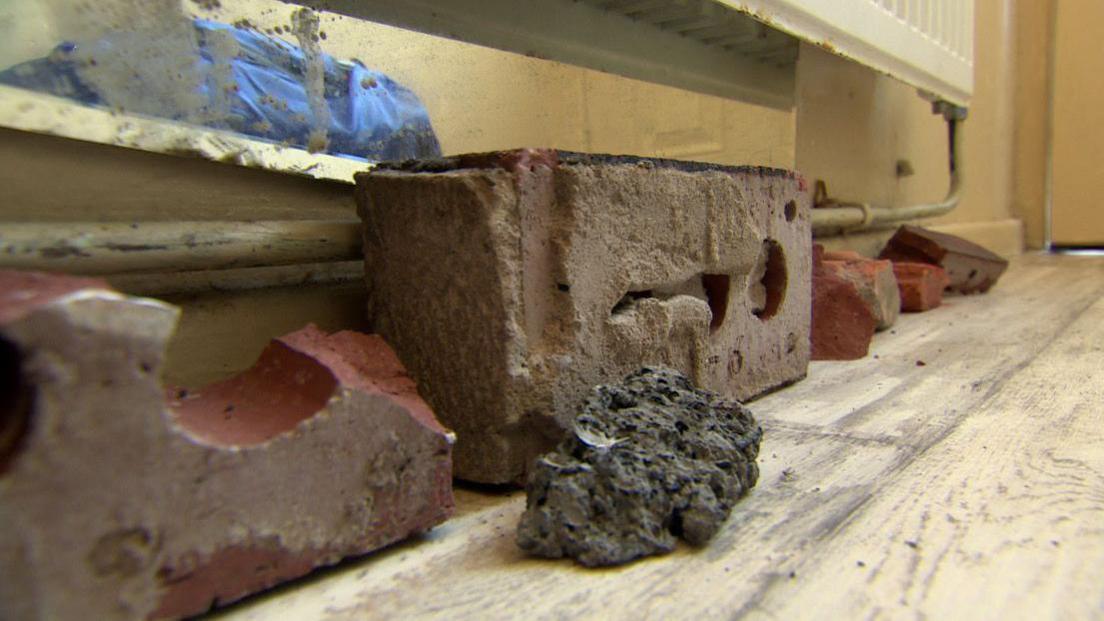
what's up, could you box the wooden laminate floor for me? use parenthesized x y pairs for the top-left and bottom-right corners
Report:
(218, 253), (1104, 621)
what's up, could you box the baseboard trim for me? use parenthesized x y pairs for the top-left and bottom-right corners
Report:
(816, 218), (1024, 258)
(927, 219), (1025, 257)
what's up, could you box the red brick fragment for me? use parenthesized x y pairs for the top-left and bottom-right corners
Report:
(0, 270), (110, 324)
(822, 249), (865, 262)
(811, 245), (877, 360)
(879, 225), (1008, 293)
(820, 254), (900, 331)
(0, 271), (454, 621)
(893, 262), (951, 311)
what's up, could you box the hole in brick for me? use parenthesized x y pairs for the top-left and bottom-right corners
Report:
(784, 200), (797, 222)
(786, 332), (798, 353)
(168, 342), (337, 448)
(556, 283), (570, 292)
(613, 273), (733, 330)
(749, 239), (788, 321)
(729, 350), (744, 374)
(700, 274), (731, 331)
(611, 290), (654, 315)
(0, 336), (32, 476)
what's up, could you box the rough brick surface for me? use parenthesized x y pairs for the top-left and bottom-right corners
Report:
(0, 271), (454, 621)
(811, 246), (877, 360)
(879, 224), (1008, 294)
(821, 255), (900, 331)
(516, 367), (761, 567)
(356, 149), (811, 484)
(893, 261), (951, 311)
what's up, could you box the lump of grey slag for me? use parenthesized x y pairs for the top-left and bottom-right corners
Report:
(516, 367), (762, 566)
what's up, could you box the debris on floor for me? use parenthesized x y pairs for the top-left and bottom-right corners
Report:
(819, 249), (901, 331)
(811, 245), (878, 360)
(879, 224), (1009, 293)
(892, 261), (951, 312)
(516, 367), (762, 567)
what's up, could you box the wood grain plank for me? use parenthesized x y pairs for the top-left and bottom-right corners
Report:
(215, 254), (1104, 621)
(750, 296), (1104, 620)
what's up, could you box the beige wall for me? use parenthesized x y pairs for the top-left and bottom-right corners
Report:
(311, 14), (796, 167)
(1048, 0), (1104, 246)
(1012, 0), (1053, 249)
(797, 0), (1026, 257)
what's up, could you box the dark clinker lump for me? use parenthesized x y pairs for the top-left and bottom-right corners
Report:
(516, 367), (762, 567)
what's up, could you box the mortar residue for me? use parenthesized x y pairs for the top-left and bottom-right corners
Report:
(516, 367), (762, 566)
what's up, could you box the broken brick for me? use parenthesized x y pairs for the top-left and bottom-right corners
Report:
(879, 225), (1008, 294)
(811, 245), (877, 360)
(357, 149), (811, 484)
(0, 271), (454, 621)
(820, 255), (900, 331)
(892, 262), (951, 312)
(821, 249), (865, 262)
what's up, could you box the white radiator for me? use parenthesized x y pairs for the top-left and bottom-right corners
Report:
(726, 0), (974, 104)
(307, 0), (974, 108)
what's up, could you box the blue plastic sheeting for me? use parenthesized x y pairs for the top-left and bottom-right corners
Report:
(0, 19), (441, 161)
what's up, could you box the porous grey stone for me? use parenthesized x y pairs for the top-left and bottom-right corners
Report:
(515, 367), (762, 567)
(356, 149), (808, 484)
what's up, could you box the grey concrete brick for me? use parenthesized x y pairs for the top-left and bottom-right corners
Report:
(357, 149), (810, 484)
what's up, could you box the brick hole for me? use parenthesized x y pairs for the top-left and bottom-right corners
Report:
(611, 290), (654, 315)
(168, 343), (337, 448)
(784, 200), (797, 222)
(785, 332), (798, 353)
(700, 274), (731, 331)
(728, 349), (744, 374)
(750, 239), (787, 321)
(0, 336), (32, 476)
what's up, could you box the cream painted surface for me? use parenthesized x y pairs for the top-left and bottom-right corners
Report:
(0, 1), (55, 66)
(797, 44), (948, 211)
(1011, 0), (1052, 249)
(161, 285), (368, 388)
(797, 0), (1023, 257)
(1049, 0), (1104, 246)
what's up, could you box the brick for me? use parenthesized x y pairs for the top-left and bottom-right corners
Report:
(892, 261), (951, 311)
(821, 249), (865, 262)
(879, 224), (1008, 294)
(356, 149), (811, 484)
(821, 255), (900, 331)
(811, 245), (877, 360)
(0, 271), (454, 621)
